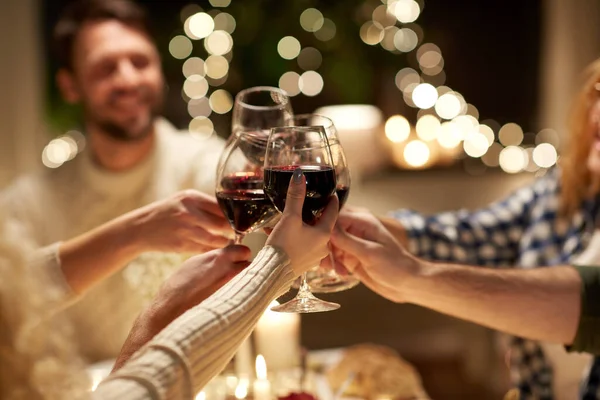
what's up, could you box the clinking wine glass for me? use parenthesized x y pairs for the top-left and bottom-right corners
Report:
(217, 86), (294, 176)
(289, 115), (359, 293)
(216, 132), (279, 245)
(264, 125), (340, 313)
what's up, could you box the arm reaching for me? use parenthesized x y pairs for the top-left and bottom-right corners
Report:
(327, 209), (582, 346)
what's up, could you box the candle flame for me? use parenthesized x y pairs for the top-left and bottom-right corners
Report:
(235, 378), (249, 399)
(195, 391), (206, 400)
(256, 354), (267, 380)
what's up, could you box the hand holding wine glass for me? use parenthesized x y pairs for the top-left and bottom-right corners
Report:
(264, 125), (341, 313)
(265, 168), (338, 276)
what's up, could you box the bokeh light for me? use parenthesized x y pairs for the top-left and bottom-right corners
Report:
(412, 83), (438, 109)
(499, 146), (526, 173)
(180, 4), (202, 24)
(437, 121), (463, 149)
(381, 26), (400, 51)
(183, 57), (205, 78)
(536, 128), (560, 148)
(188, 97), (212, 118)
(183, 75), (209, 99)
(209, 89), (233, 114)
(299, 71), (324, 96)
(478, 124), (495, 147)
(205, 30), (233, 56)
(277, 36), (302, 60)
(435, 93), (461, 120)
(360, 21), (384, 45)
(532, 143), (558, 168)
(416, 114), (440, 141)
(209, 0), (231, 6)
(466, 104), (479, 119)
(297, 47), (322, 71)
(189, 116), (214, 140)
(213, 12), (236, 34)
(204, 55), (229, 79)
(482, 142), (503, 167)
(393, 0), (421, 23)
(404, 140), (430, 167)
(188, 12), (214, 40)
(315, 18), (336, 41)
(300, 8), (324, 32)
(279, 72), (301, 97)
(372, 5), (397, 27)
(169, 35), (193, 59)
(499, 123), (524, 146)
(395, 68), (420, 91)
(463, 132), (489, 158)
(385, 115), (411, 143)
(394, 28), (418, 52)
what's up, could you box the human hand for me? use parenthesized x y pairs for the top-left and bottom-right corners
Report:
(128, 189), (231, 254)
(266, 168), (339, 276)
(322, 209), (421, 303)
(113, 245), (251, 370)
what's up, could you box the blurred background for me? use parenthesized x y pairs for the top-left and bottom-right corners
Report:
(1, 0), (599, 398)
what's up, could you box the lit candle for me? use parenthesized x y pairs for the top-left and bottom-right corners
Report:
(235, 377), (250, 400)
(253, 355), (271, 400)
(254, 301), (301, 371)
(234, 336), (254, 379)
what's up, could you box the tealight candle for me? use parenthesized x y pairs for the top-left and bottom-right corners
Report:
(253, 355), (271, 400)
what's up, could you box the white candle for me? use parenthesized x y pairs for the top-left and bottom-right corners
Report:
(234, 336), (254, 378)
(253, 355), (271, 400)
(254, 301), (301, 371)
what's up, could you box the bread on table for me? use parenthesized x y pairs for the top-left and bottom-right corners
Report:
(326, 343), (429, 400)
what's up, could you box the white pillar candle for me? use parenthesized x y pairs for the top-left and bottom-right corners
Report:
(235, 336), (254, 378)
(253, 355), (272, 400)
(254, 301), (301, 371)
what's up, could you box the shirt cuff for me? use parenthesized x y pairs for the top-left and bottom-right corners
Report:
(28, 242), (77, 310)
(567, 265), (600, 354)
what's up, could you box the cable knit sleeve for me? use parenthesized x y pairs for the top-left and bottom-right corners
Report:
(94, 245), (295, 400)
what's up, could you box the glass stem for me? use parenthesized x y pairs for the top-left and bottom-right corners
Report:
(234, 233), (244, 245)
(297, 273), (314, 299)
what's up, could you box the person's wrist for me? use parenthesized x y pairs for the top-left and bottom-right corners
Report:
(399, 255), (430, 304)
(118, 207), (152, 255)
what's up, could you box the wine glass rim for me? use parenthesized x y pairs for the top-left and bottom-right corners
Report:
(235, 86), (291, 110)
(291, 113), (334, 129)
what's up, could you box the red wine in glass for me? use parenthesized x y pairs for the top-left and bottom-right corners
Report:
(336, 186), (350, 210)
(217, 174), (276, 235)
(264, 165), (336, 225)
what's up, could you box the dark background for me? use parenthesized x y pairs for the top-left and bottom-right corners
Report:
(42, 0), (542, 138)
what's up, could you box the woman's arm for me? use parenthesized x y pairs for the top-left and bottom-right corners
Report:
(95, 246), (295, 399)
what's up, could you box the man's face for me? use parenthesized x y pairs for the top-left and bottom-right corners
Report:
(60, 20), (164, 141)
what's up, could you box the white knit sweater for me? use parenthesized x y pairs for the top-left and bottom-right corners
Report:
(1, 118), (225, 362)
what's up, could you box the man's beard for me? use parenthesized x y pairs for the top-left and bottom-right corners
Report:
(84, 90), (164, 142)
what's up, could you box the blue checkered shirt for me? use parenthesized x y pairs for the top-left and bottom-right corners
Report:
(389, 168), (600, 399)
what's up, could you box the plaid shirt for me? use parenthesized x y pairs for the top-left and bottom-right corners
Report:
(389, 168), (600, 400)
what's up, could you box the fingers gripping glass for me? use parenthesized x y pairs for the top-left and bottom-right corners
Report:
(264, 126), (340, 313)
(289, 115), (359, 293)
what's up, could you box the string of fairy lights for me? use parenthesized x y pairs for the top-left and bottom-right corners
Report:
(359, 0), (559, 173)
(42, 0), (560, 176)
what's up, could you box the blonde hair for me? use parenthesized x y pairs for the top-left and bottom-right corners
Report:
(560, 58), (600, 216)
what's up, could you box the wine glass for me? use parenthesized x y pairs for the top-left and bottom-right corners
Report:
(290, 115), (360, 293)
(216, 132), (279, 245)
(264, 126), (340, 313)
(217, 87), (294, 176)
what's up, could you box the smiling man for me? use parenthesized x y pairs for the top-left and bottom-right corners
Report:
(0, 0), (227, 362)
